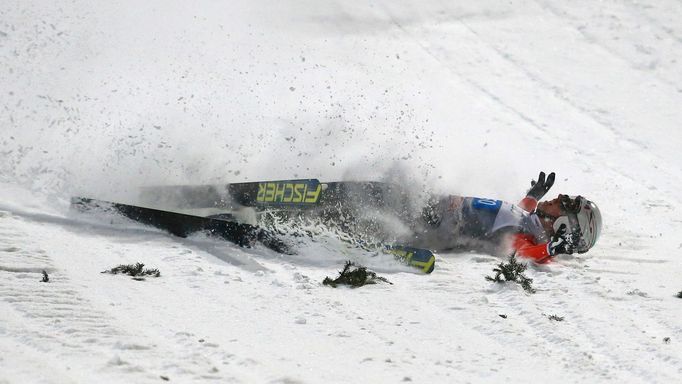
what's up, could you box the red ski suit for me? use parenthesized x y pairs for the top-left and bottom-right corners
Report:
(513, 197), (552, 263)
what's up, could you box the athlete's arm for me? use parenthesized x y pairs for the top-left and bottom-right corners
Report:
(518, 197), (538, 213)
(512, 233), (552, 263)
(520, 172), (556, 212)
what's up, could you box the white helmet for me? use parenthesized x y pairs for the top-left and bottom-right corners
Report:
(552, 195), (602, 253)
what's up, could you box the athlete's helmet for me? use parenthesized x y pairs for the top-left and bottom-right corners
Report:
(552, 195), (602, 253)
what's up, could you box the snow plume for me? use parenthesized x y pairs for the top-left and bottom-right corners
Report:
(1, 0), (451, 206)
(256, 210), (416, 273)
(2, 0), (648, 211)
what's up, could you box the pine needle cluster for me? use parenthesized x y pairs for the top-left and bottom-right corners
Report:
(485, 254), (536, 293)
(323, 261), (391, 288)
(102, 263), (161, 278)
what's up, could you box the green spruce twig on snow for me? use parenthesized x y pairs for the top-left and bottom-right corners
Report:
(485, 254), (536, 294)
(102, 262), (161, 279)
(323, 261), (391, 288)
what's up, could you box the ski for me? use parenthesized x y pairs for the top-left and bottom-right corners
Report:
(70, 197), (290, 253)
(384, 245), (436, 274)
(138, 179), (322, 209)
(138, 179), (406, 212)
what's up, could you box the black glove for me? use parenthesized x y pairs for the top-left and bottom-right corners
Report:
(527, 171), (555, 201)
(547, 224), (575, 256)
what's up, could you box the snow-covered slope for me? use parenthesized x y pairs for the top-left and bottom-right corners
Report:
(2, 1), (682, 382)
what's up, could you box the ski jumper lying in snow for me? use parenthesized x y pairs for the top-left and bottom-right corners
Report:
(409, 172), (602, 263)
(98, 172), (601, 265)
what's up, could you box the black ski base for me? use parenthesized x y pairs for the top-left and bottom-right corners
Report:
(70, 197), (291, 253)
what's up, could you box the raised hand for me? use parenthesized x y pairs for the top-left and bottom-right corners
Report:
(527, 171), (556, 201)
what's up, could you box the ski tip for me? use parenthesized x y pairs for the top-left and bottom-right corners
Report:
(385, 245), (436, 274)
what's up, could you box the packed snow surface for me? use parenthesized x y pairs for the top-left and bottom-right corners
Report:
(2, 0), (682, 382)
